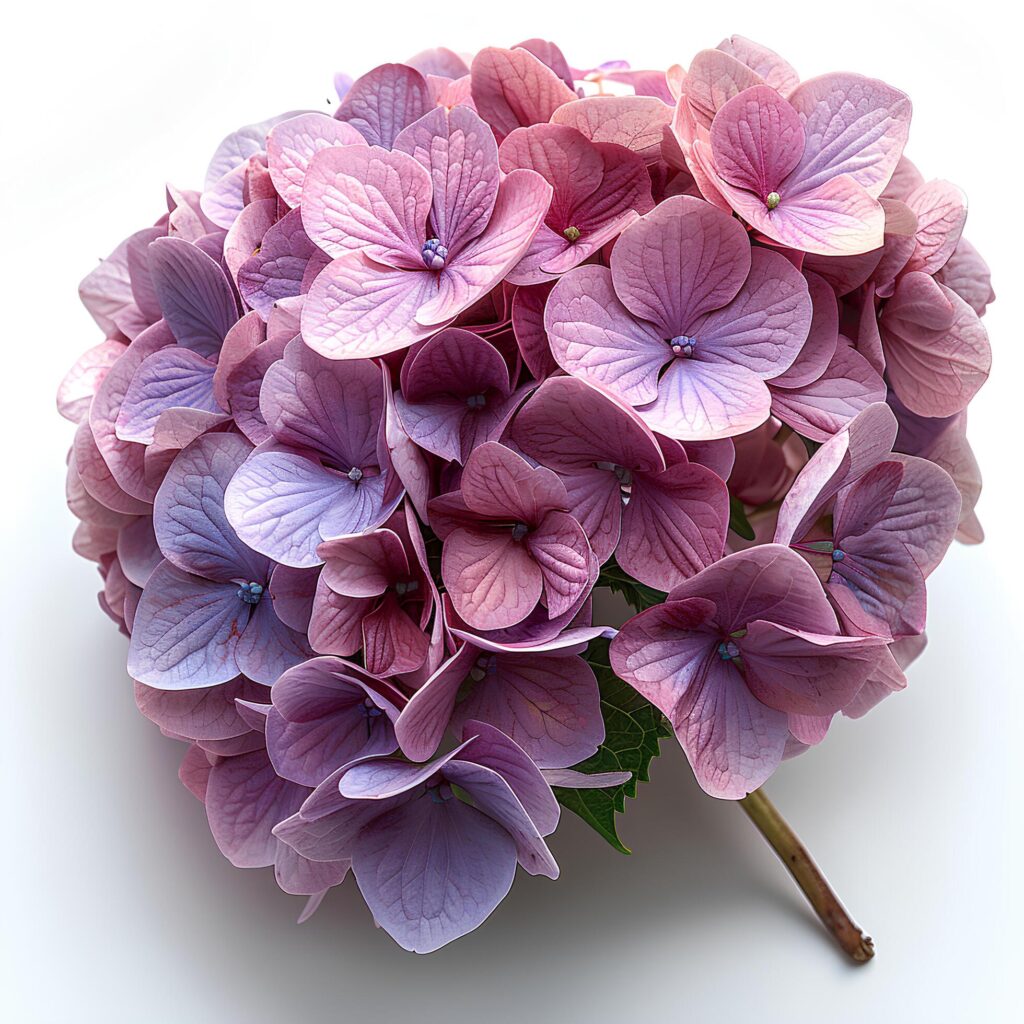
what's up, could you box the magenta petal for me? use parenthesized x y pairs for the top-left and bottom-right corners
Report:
(774, 402), (899, 547)
(470, 46), (577, 139)
(771, 338), (887, 442)
(740, 621), (885, 715)
(451, 652), (603, 769)
(550, 96), (672, 166)
(415, 169), (552, 326)
(443, 528), (543, 631)
(676, 656), (789, 799)
(526, 511), (592, 619)
(134, 676), (265, 741)
(710, 86), (804, 198)
(881, 273), (991, 417)
(352, 793), (516, 953)
(362, 593), (429, 675)
(619, 461), (728, 590)
(611, 196), (751, 335)
(459, 441), (568, 523)
(394, 105), (500, 255)
(301, 144), (431, 263)
(395, 645), (480, 762)
(206, 747), (307, 868)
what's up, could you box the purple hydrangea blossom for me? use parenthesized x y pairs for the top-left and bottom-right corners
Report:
(60, 37), (992, 952)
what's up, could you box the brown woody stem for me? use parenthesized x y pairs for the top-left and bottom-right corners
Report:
(739, 787), (875, 964)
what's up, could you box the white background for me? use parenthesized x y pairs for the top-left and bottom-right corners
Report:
(2, 1), (1021, 1020)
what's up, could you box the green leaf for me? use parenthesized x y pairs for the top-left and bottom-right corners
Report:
(728, 495), (756, 541)
(596, 555), (667, 612)
(553, 637), (673, 854)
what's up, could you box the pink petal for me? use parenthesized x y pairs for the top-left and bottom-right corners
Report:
(267, 112), (368, 208)
(470, 46), (577, 139)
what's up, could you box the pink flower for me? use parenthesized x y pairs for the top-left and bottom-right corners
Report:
(300, 105), (551, 358)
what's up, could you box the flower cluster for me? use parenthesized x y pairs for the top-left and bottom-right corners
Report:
(60, 36), (991, 953)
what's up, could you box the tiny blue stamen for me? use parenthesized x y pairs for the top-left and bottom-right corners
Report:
(395, 579), (420, 598)
(511, 522), (529, 541)
(466, 393), (487, 410)
(421, 237), (448, 270)
(359, 699), (383, 719)
(832, 548), (846, 562)
(428, 784), (453, 804)
(717, 640), (740, 662)
(669, 335), (696, 358)
(237, 581), (264, 605)
(347, 466), (363, 483)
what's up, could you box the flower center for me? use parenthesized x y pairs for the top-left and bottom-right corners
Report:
(237, 581), (264, 605)
(717, 640), (740, 662)
(394, 579), (419, 597)
(428, 782), (453, 804)
(347, 466), (363, 483)
(668, 335), (696, 358)
(511, 522), (529, 541)
(563, 225), (581, 243)
(359, 697), (383, 719)
(466, 393), (487, 409)
(421, 237), (448, 270)
(832, 547), (846, 562)
(766, 191), (781, 210)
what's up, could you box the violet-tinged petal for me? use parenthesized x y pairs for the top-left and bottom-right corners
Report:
(226, 449), (388, 568)
(115, 347), (219, 444)
(546, 265), (666, 406)
(154, 432), (264, 583)
(611, 195), (751, 336)
(237, 208), (318, 320)
(126, 560), (244, 689)
(442, 760), (558, 878)
(786, 73), (911, 199)
(233, 596), (312, 686)
(148, 237), (237, 357)
(335, 63), (432, 149)
(459, 441), (568, 523)
(352, 793), (517, 953)
(636, 358), (772, 441)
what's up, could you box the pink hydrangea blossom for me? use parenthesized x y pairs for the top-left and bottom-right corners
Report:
(59, 36), (992, 953)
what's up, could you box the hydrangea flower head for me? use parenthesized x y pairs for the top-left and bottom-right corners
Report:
(59, 36), (992, 954)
